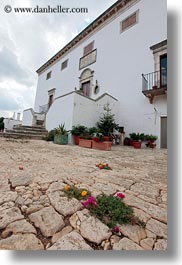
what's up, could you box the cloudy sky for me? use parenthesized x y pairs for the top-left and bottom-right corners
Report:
(0, 0), (118, 118)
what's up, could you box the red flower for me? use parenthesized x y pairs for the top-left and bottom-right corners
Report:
(116, 192), (125, 199)
(19, 166), (24, 170)
(113, 226), (120, 233)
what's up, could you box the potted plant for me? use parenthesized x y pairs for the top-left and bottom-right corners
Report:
(145, 135), (158, 148)
(129, 133), (137, 146)
(123, 137), (130, 146)
(97, 103), (118, 141)
(71, 125), (87, 145)
(54, 124), (69, 145)
(130, 133), (145, 149)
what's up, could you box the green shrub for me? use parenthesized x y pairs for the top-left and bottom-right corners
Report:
(44, 129), (56, 141)
(88, 194), (145, 228)
(0, 117), (4, 130)
(71, 125), (87, 136)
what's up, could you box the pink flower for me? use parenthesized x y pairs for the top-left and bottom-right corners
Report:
(83, 201), (89, 207)
(113, 226), (120, 233)
(116, 192), (125, 199)
(83, 196), (97, 208)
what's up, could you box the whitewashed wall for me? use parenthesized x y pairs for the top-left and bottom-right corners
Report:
(4, 118), (22, 131)
(45, 93), (74, 131)
(33, 0), (167, 147)
(22, 109), (34, 126)
(72, 93), (120, 128)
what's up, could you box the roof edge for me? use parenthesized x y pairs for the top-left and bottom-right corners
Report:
(36, 0), (135, 74)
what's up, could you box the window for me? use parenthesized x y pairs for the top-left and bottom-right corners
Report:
(120, 11), (138, 32)
(61, 59), (68, 70)
(46, 71), (52, 80)
(160, 54), (167, 87)
(83, 41), (94, 56)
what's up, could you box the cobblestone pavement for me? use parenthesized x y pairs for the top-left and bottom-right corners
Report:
(0, 138), (167, 250)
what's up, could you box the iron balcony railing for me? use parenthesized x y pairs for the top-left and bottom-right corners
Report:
(39, 104), (49, 114)
(142, 69), (167, 92)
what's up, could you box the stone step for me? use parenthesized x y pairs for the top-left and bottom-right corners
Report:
(13, 125), (47, 132)
(6, 129), (47, 134)
(5, 129), (48, 136)
(3, 132), (47, 140)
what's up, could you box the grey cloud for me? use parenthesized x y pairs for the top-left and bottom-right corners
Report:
(0, 47), (33, 86)
(0, 88), (20, 110)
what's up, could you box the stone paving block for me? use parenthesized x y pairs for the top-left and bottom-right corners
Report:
(113, 237), (144, 250)
(10, 175), (33, 187)
(154, 239), (167, 250)
(119, 224), (146, 244)
(0, 204), (24, 229)
(70, 210), (112, 244)
(146, 218), (167, 239)
(124, 194), (167, 223)
(0, 234), (44, 250)
(48, 231), (93, 250)
(29, 206), (65, 237)
(48, 192), (83, 216)
(0, 191), (18, 205)
(2, 219), (37, 238)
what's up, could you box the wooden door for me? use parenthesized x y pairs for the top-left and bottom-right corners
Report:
(161, 117), (167, 148)
(82, 81), (90, 97)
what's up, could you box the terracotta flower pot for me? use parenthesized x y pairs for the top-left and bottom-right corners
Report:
(79, 139), (92, 148)
(74, 135), (80, 145)
(133, 141), (142, 149)
(92, 141), (112, 151)
(92, 137), (100, 142)
(103, 136), (111, 142)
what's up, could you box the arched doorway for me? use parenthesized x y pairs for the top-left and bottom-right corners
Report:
(79, 68), (94, 98)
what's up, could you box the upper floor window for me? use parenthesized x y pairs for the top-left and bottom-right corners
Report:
(83, 41), (94, 56)
(61, 59), (68, 70)
(120, 11), (139, 33)
(160, 54), (167, 87)
(46, 71), (52, 80)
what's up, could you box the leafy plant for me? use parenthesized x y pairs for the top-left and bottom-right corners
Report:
(97, 103), (118, 137)
(63, 185), (91, 201)
(55, 124), (69, 135)
(44, 129), (56, 141)
(87, 194), (145, 228)
(0, 117), (4, 130)
(71, 125), (87, 136)
(145, 134), (158, 141)
(129, 133), (145, 141)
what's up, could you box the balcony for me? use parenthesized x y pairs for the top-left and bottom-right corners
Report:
(142, 69), (167, 103)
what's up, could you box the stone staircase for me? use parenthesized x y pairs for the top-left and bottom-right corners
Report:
(3, 125), (48, 140)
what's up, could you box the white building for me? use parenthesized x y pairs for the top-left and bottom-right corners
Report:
(23, 0), (167, 148)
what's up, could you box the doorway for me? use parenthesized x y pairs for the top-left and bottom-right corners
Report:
(48, 94), (54, 108)
(161, 117), (167, 148)
(82, 81), (91, 97)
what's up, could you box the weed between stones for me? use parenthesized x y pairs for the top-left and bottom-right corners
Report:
(62, 186), (145, 231)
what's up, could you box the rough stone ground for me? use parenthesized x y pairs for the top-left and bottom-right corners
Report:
(0, 138), (167, 250)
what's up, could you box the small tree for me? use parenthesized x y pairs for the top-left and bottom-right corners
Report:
(97, 103), (118, 136)
(0, 117), (4, 131)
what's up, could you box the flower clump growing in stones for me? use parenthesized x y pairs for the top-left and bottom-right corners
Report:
(96, 162), (112, 170)
(63, 184), (145, 230)
(83, 193), (145, 229)
(82, 196), (97, 208)
(63, 185), (90, 201)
